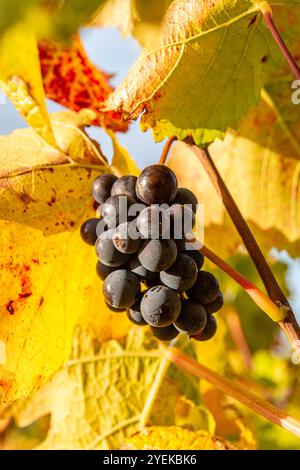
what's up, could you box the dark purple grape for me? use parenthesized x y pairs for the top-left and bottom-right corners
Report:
(160, 253), (197, 292)
(105, 301), (125, 313)
(137, 206), (170, 239)
(151, 325), (179, 341)
(96, 261), (119, 281)
(204, 291), (224, 314)
(141, 286), (181, 327)
(184, 250), (204, 270)
(167, 204), (195, 238)
(80, 218), (100, 245)
(112, 221), (141, 254)
(96, 218), (107, 237)
(127, 297), (147, 326)
(138, 239), (177, 272)
(136, 164), (178, 204)
(129, 255), (159, 284)
(95, 229), (130, 267)
(174, 300), (207, 335)
(92, 174), (118, 204)
(111, 175), (138, 199)
(186, 271), (219, 304)
(174, 187), (198, 214)
(103, 269), (141, 309)
(102, 195), (136, 229)
(174, 236), (186, 253)
(192, 315), (217, 341)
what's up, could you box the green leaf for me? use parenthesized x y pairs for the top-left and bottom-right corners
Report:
(106, 0), (296, 145)
(0, 0), (105, 40)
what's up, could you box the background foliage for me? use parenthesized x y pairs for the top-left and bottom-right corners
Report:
(0, 0), (300, 450)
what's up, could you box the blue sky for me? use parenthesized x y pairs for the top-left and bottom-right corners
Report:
(0, 27), (299, 319)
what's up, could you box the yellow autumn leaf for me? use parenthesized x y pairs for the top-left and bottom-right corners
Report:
(10, 328), (164, 450)
(0, 112), (135, 404)
(0, 23), (56, 146)
(122, 426), (237, 450)
(168, 135), (300, 257)
(108, 129), (140, 177)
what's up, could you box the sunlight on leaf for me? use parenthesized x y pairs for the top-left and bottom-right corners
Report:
(0, 113), (129, 403)
(0, 23), (56, 146)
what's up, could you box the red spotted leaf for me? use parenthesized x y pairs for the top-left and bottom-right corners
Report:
(39, 36), (128, 132)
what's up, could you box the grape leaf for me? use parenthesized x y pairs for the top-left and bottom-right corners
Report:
(0, 112), (132, 404)
(4, 329), (225, 450)
(105, 0), (298, 145)
(109, 129), (140, 176)
(0, 23), (56, 146)
(39, 36), (128, 132)
(168, 121), (300, 258)
(13, 328), (163, 450)
(122, 425), (237, 450)
(0, 0), (105, 39)
(92, 0), (173, 49)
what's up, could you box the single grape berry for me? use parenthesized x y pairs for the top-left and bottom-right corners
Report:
(96, 218), (107, 237)
(136, 164), (178, 205)
(151, 325), (179, 341)
(102, 194), (136, 229)
(138, 239), (177, 272)
(137, 206), (170, 239)
(127, 297), (148, 326)
(80, 218), (100, 245)
(160, 253), (197, 292)
(168, 204), (195, 238)
(129, 255), (159, 284)
(95, 229), (130, 267)
(192, 315), (217, 341)
(96, 260), (119, 281)
(113, 221), (141, 254)
(103, 269), (141, 309)
(174, 236), (186, 253)
(105, 301), (125, 313)
(204, 291), (224, 314)
(186, 270), (220, 304)
(141, 285), (181, 327)
(111, 175), (138, 199)
(92, 174), (117, 204)
(174, 300), (207, 335)
(184, 250), (204, 270)
(174, 187), (198, 214)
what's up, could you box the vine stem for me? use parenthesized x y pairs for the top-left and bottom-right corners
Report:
(260, 1), (300, 80)
(164, 347), (300, 439)
(159, 136), (177, 164)
(187, 142), (300, 352)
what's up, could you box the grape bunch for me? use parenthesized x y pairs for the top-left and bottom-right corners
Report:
(80, 165), (223, 342)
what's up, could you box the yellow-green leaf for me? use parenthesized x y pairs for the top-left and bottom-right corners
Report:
(109, 129), (140, 177)
(106, 0), (291, 145)
(0, 112), (129, 404)
(0, 23), (56, 146)
(168, 128), (300, 257)
(13, 328), (163, 450)
(122, 425), (237, 450)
